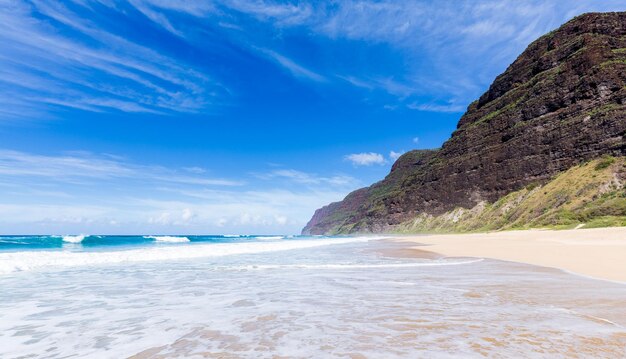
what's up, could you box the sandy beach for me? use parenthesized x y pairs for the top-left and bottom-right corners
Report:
(394, 227), (626, 283)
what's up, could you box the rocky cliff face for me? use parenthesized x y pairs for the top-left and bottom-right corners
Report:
(303, 12), (626, 235)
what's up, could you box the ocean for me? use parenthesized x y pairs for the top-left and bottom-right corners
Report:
(0, 235), (625, 358)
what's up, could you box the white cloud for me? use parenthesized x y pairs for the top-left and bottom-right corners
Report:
(344, 152), (386, 166)
(216, 218), (228, 227)
(412, 137), (420, 144)
(148, 212), (172, 225)
(0, 187), (352, 234)
(181, 208), (195, 222)
(146, 188), (348, 228)
(148, 208), (196, 226)
(389, 150), (405, 161)
(274, 215), (288, 225)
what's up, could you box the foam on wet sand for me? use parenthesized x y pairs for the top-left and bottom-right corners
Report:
(1, 235), (625, 358)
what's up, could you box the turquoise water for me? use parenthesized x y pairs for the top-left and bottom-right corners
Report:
(0, 234), (300, 251)
(0, 234), (352, 274)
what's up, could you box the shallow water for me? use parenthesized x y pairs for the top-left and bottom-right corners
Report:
(0, 238), (625, 358)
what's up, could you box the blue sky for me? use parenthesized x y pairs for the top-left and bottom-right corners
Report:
(1, 0), (624, 234)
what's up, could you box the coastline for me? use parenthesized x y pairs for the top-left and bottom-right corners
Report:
(4, 233), (626, 357)
(390, 226), (626, 283)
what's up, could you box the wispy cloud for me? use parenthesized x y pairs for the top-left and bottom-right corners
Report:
(183, 166), (207, 174)
(337, 75), (416, 98)
(137, 1), (216, 17)
(0, 149), (359, 233)
(407, 102), (466, 113)
(3, 0), (625, 234)
(137, 187), (350, 231)
(0, 150), (241, 187)
(0, 1), (226, 119)
(5, 0), (622, 121)
(215, 0), (626, 110)
(256, 169), (358, 186)
(221, 1), (314, 26)
(344, 152), (386, 166)
(256, 48), (327, 82)
(0, 203), (113, 225)
(0, 188), (349, 234)
(128, 0), (185, 37)
(147, 207), (197, 226)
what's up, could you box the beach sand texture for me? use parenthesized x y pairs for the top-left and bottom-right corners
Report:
(394, 227), (626, 283)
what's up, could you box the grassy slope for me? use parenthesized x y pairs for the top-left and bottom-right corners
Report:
(398, 157), (626, 233)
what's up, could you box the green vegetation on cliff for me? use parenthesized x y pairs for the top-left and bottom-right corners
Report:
(398, 157), (626, 233)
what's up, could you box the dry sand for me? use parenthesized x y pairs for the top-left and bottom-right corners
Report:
(393, 227), (626, 283)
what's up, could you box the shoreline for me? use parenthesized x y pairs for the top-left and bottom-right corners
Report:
(389, 227), (626, 283)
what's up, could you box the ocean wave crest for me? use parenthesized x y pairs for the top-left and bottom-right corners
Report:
(0, 236), (384, 274)
(62, 235), (86, 243)
(146, 236), (190, 243)
(255, 236), (284, 240)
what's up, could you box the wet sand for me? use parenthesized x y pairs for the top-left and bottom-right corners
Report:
(392, 227), (626, 283)
(6, 235), (623, 358)
(120, 237), (626, 358)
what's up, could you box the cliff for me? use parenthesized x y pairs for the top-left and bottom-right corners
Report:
(303, 12), (626, 235)
(400, 156), (625, 232)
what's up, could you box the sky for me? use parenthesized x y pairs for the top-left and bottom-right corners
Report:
(1, 0), (625, 235)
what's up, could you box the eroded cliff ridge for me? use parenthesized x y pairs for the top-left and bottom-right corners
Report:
(303, 12), (626, 235)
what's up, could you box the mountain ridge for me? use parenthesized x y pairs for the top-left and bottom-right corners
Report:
(303, 11), (626, 235)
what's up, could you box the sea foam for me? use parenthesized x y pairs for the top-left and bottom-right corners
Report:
(3, 239), (623, 359)
(224, 259), (485, 271)
(62, 234), (86, 243)
(146, 236), (190, 243)
(0, 236), (382, 274)
(256, 236), (284, 240)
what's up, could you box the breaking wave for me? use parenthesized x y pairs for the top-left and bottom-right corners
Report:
(0, 236), (385, 274)
(62, 235), (86, 243)
(255, 236), (284, 240)
(146, 236), (190, 243)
